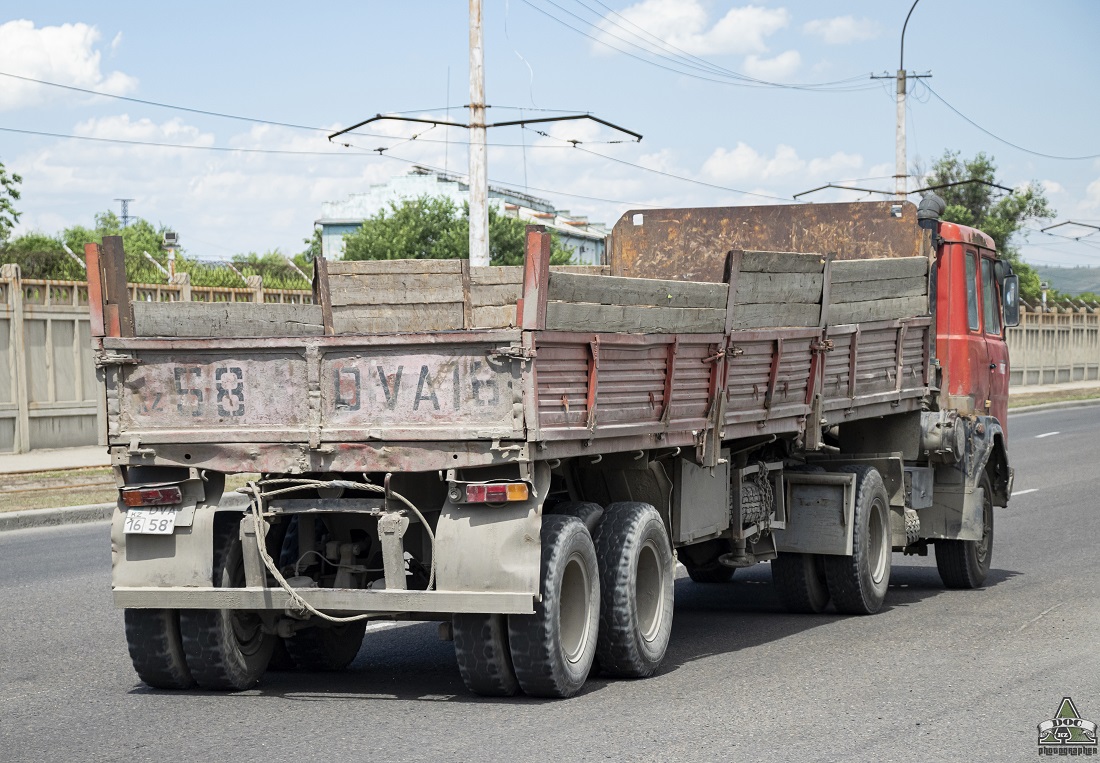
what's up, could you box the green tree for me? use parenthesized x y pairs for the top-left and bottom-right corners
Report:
(342, 196), (573, 265)
(0, 160), (21, 243)
(925, 150), (1054, 301)
(300, 228), (322, 263)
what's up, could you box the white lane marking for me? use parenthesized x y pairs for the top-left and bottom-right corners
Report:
(1011, 488), (1038, 497)
(1034, 431), (1060, 439)
(1017, 601), (1064, 632)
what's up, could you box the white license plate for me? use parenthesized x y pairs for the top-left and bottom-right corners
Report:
(124, 507), (178, 535)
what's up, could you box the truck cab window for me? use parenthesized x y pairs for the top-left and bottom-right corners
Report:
(966, 251), (980, 331)
(981, 258), (1001, 335)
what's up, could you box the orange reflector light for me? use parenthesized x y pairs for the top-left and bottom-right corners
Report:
(122, 486), (183, 508)
(465, 482), (529, 503)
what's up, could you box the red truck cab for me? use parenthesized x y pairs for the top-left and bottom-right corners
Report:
(933, 220), (1017, 433)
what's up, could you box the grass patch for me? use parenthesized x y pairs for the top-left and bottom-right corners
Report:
(0, 469), (262, 514)
(1009, 390), (1100, 409)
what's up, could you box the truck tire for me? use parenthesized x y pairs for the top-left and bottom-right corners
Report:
(593, 502), (675, 678)
(124, 609), (195, 689)
(771, 553), (830, 614)
(935, 474), (994, 589)
(823, 466), (891, 615)
(283, 622), (366, 671)
(453, 613), (520, 696)
(180, 517), (275, 690)
(508, 515), (600, 698)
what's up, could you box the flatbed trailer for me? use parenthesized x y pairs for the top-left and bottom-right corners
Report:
(98, 199), (1017, 697)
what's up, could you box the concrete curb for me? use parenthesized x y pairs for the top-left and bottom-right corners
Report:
(0, 503), (114, 533)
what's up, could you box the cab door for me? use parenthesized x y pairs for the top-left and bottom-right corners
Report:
(980, 254), (1010, 425)
(962, 249), (992, 412)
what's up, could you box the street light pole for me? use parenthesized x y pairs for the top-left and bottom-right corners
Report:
(468, 0), (490, 267)
(895, 0), (920, 199)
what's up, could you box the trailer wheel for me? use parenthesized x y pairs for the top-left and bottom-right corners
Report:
(593, 502), (675, 678)
(284, 622), (366, 671)
(453, 614), (520, 696)
(771, 553), (830, 614)
(508, 515), (600, 698)
(823, 466), (891, 615)
(123, 609), (195, 689)
(180, 517), (274, 690)
(935, 474), (994, 589)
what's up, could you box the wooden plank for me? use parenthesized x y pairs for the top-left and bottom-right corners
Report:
(134, 303), (325, 337)
(830, 256), (927, 284)
(551, 265), (610, 275)
(723, 249), (743, 334)
(333, 303), (463, 334)
(470, 283), (521, 307)
(470, 266), (524, 286)
(740, 251), (827, 274)
(828, 296), (929, 325)
(831, 276), (927, 303)
(100, 235), (134, 337)
(470, 304), (517, 329)
(329, 273), (465, 306)
(729, 302), (821, 330)
(326, 259), (464, 276)
(545, 302), (725, 334)
(735, 272), (823, 304)
(313, 256), (334, 336)
(521, 227), (552, 330)
(83, 244), (106, 337)
(460, 259), (472, 329)
(547, 271), (727, 310)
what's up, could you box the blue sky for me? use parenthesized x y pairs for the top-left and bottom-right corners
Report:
(2, 1), (1098, 267)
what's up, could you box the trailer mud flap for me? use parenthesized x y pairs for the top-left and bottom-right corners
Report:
(773, 472), (856, 556)
(433, 461), (550, 604)
(916, 486), (984, 541)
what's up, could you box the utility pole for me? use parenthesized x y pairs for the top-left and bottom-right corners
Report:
(872, 1), (930, 199)
(468, 0), (490, 267)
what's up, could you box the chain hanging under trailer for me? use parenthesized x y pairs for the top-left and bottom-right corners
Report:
(739, 461), (775, 538)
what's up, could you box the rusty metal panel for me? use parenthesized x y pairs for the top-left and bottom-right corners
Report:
(119, 351), (311, 440)
(610, 201), (923, 282)
(668, 341), (714, 423)
(724, 329), (817, 423)
(322, 347), (520, 439)
(594, 343), (667, 426)
(821, 318), (931, 412)
(112, 338), (523, 445)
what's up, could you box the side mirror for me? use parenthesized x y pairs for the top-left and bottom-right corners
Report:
(1002, 274), (1020, 327)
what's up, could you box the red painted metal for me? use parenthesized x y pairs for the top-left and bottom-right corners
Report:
(934, 221), (1010, 432)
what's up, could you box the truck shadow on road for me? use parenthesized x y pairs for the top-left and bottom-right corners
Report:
(133, 564), (1019, 704)
(659, 563), (1022, 676)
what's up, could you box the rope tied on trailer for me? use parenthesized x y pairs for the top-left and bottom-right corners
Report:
(239, 478), (437, 624)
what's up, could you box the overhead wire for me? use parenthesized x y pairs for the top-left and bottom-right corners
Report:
(921, 82), (1100, 161)
(519, 0), (880, 92)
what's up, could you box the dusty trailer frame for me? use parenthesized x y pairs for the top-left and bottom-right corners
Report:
(99, 200), (1012, 699)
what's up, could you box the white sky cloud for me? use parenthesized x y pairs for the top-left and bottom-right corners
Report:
(594, 1), (790, 57)
(802, 16), (881, 45)
(0, 20), (138, 111)
(743, 50), (801, 81)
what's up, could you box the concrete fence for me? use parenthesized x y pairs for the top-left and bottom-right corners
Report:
(2, 263), (1096, 453)
(1005, 307), (1100, 386)
(0, 264), (311, 453)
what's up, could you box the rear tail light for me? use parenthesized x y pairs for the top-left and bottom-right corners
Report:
(121, 486), (183, 508)
(464, 482), (530, 504)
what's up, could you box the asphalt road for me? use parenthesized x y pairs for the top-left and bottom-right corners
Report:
(1, 406), (1097, 763)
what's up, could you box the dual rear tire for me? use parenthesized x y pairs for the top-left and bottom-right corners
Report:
(456, 502), (675, 699)
(773, 465), (892, 616)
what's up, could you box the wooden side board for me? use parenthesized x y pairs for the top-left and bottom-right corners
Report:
(134, 303), (325, 337)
